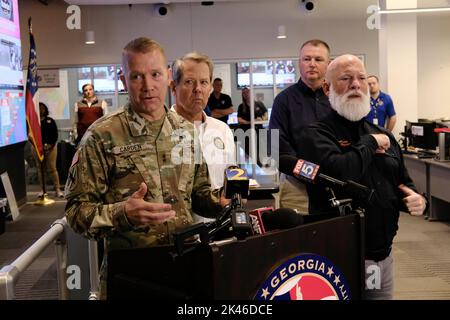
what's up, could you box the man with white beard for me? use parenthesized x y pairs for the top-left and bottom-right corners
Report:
(297, 55), (426, 300)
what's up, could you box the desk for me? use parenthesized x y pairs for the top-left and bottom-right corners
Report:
(425, 159), (450, 221)
(403, 155), (429, 195)
(241, 162), (279, 200)
(404, 154), (450, 221)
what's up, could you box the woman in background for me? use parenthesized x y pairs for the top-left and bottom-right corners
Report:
(39, 102), (63, 198)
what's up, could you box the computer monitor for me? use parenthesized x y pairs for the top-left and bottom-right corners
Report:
(227, 112), (239, 125)
(408, 121), (438, 151)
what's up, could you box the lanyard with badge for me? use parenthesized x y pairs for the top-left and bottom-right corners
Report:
(371, 97), (383, 126)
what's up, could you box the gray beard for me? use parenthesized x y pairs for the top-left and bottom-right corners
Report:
(329, 87), (370, 122)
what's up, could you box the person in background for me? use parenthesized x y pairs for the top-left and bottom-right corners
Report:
(297, 54), (426, 300)
(38, 102), (63, 198)
(204, 105), (212, 116)
(65, 38), (227, 298)
(365, 75), (397, 132)
(269, 39), (333, 213)
(237, 87), (268, 160)
(171, 52), (235, 222)
(73, 83), (108, 145)
(237, 87), (268, 132)
(207, 78), (234, 124)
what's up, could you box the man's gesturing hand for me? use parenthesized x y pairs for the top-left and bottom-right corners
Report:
(399, 184), (426, 216)
(124, 182), (176, 226)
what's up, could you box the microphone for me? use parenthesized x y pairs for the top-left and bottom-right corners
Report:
(278, 155), (373, 201)
(249, 207), (273, 235)
(206, 165), (252, 240)
(213, 165), (250, 227)
(279, 155), (344, 186)
(261, 208), (304, 231)
(223, 165), (249, 200)
(260, 208), (340, 232)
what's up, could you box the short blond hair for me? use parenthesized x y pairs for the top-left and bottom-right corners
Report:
(300, 39), (330, 58)
(171, 52), (214, 86)
(122, 37), (167, 72)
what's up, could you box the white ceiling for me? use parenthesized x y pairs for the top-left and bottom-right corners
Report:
(61, 0), (450, 21)
(62, 0), (377, 20)
(63, 0), (450, 8)
(64, 0), (258, 4)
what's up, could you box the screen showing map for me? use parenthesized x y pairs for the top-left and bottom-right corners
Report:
(0, 88), (26, 147)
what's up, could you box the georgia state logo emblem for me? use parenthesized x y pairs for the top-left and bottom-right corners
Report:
(255, 254), (351, 300)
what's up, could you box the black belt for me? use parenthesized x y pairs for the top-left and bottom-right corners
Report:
(366, 247), (392, 262)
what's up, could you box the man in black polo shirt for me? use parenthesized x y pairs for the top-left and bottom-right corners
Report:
(207, 78), (234, 124)
(269, 39), (333, 213)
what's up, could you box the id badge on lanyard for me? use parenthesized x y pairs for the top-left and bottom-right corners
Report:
(371, 99), (379, 126)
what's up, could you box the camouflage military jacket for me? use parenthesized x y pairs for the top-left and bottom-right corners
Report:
(65, 104), (221, 249)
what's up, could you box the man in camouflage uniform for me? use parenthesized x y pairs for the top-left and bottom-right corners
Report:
(65, 38), (225, 296)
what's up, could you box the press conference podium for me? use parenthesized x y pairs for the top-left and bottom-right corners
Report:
(107, 213), (365, 300)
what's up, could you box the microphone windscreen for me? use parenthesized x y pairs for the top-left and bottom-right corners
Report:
(262, 208), (304, 231)
(278, 155), (299, 176)
(278, 155), (320, 183)
(249, 207), (274, 235)
(224, 166), (249, 199)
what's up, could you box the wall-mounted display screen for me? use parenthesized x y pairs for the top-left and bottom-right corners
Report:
(0, 0), (27, 148)
(78, 65), (124, 93)
(236, 60), (296, 88)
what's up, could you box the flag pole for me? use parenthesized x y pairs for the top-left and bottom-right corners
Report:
(26, 17), (54, 206)
(35, 149), (54, 206)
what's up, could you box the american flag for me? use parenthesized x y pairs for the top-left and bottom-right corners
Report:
(25, 17), (43, 161)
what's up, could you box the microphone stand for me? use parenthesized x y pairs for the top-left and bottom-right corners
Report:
(326, 187), (354, 216)
(326, 186), (367, 219)
(171, 193), (249, 258)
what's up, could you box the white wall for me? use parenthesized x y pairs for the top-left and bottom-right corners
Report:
(20, 0), (450, 128)
(19, 0), (379, 73)
(417, 15), (450, 121)
(378, 0), (418, 138)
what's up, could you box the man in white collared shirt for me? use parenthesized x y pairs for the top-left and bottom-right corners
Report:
(171, 52), (235, 222)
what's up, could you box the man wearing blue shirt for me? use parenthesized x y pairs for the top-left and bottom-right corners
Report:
(366, 75), (397, 132)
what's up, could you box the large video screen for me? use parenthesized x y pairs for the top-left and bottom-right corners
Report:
(236, 60), (296, 89)
(0, 0), (27, 148)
